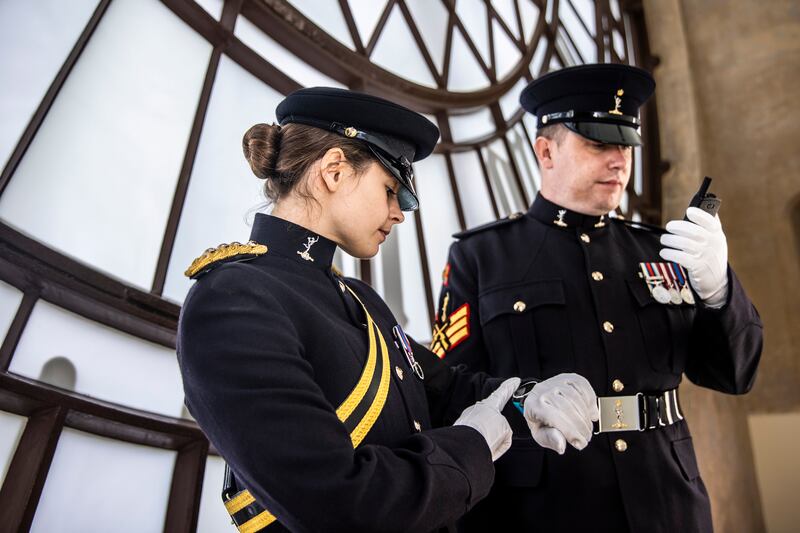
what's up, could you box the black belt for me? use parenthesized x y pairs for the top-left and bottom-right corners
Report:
(595, 389), (684, 433)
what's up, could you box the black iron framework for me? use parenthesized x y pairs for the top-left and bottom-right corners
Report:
(0, 1), (660, 530)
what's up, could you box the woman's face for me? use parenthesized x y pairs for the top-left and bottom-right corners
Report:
(327, 161), (405, 258)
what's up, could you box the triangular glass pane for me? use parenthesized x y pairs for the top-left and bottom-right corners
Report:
(491, 0), (521, 40)
(455, 0), (490, 66)
(493, 18), (521, 78)
(286, 0), (355, 50)
(519, 0), (541, 43)
(448, 26), (490, 91)
(348, 0), (389, 46)
(405, 0), (450, 73)
(558, 0), (596, 63)
(571, 0), (597, 36)
(372, 4), (437, 88)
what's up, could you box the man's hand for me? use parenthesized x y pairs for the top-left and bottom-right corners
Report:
(659, 206), (729, 308)
(523, 374), (598, 454)
(454, 377), (519, 461)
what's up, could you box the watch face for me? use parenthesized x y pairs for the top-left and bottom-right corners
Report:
(512, 381), (538, 400)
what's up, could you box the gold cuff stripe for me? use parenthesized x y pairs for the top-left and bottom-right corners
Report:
(239, 511), (277, 533)
(225, 491), (256, 514)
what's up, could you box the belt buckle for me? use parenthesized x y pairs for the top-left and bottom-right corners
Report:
(595, 394), (643, 433)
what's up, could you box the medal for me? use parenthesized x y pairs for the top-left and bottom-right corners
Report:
(658, 263), (683, 305)
(640, 262), (671, 304)
(680, 286), (695, 305)
(669, 262), (696, 305)
(652, 284), (671, 304)
(392, 324), (424, 379)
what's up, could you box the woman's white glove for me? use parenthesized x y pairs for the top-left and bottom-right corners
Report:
(659, 207), (729, 308)
(523, 374), (598, 455)
(454, 377), (519, 462)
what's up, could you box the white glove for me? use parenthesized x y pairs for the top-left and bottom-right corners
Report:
(659, 207), (729, 308)
(454, 377), (519, 462)
(523, 374), (598, 455)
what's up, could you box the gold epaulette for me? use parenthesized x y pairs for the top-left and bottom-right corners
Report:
(184, 241), (268, 279)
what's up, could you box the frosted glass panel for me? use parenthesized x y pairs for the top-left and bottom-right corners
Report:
(493, 18), (522, 79)
(0, 411), (26, 486)
(499, 77), (528, 120)
(0, 280), (24, 342)
(452, 151), (495, 229)
(197, 455), (233, 533)
(286, 0), (355, 50)
(31, 429), (175, 533)
(0, 0), (212, 290)
(349, 0), (386, 46)
(163, 56), (282, 303)
(493, 0), (520, 39)
(234, 16), (344, 89)
(448, 28), (489, 91)
(508, 124), (540, 202)
(371, 4), (437, 88)
(482, 138), (525, 216)
(450, 107), (495, 143)
(406, 0), (449, 73)
(196, 0), (224, 20)
(415, 155), (461, 299)
(0, 0), (98, 170)
(519, 0), (542, 43)
(394, 211), (430, 340)
(455, 0), (489, 66)
(9, 301), (184, 417)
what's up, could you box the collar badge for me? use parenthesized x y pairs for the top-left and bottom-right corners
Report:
(297, 236), (319, 262)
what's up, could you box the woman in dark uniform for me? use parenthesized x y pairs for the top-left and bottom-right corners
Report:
(176, 88), (525, 533)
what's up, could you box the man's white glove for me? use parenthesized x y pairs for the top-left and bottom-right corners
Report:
(659, 207), (729, 308)
(523, 374), (598, 455)
(454, 377), (519, 461)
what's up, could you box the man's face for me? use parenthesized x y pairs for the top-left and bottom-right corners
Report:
(539, 129), (633, 215)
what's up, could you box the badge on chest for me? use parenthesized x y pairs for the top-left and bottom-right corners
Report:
(638, 262), (695, 305)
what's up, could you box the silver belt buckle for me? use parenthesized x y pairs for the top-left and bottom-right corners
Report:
(595, 394), (643, 433)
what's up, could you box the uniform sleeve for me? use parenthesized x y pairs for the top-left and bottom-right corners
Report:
(684, 267), (763, 394)
(177, 267), (494, 533)
(429, 242), (491, 372)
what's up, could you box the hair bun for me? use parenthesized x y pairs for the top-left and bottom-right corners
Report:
(242, 123), (282, 180)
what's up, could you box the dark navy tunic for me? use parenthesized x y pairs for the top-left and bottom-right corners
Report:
(177, 213), (500, 533)
(431, 194), (763, 533)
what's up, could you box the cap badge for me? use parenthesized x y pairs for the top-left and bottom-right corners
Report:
(297, 236), (319, 262)
(344, 127), (358, 138)
(609, 89), (624, 115)
(553, 209), (568, 227)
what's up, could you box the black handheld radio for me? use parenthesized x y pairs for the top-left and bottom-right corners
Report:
(685, 176), (721, 220)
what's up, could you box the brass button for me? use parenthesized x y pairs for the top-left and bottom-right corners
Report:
(603, 321), (615, 333)
(413, 420), (421, 432)
(580, 233), (590, 243)
(509, 212), (523, 220)
(612, 379), (624, 393)
(592, 271), (604, 281)
(395, 366), (404, 380)
(513, 301), (527, 313)
(615, 439), (628, 452)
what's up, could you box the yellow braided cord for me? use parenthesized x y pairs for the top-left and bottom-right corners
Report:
(349, 317), (392, 447)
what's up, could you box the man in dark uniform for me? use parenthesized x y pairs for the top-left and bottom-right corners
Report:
(429, 64), (763, 532)
(177, 87), (599, 532)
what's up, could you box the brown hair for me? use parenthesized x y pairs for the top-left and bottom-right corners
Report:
(242, 123), (376, 204)
(536, 123), (568, 145)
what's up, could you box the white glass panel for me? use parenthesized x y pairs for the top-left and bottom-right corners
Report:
(394, 211), (430, 340)
(30, 429), (175, 533)
(449, 107), (495, 143)
(333, 248), (360, 280)
(499, 77), (528, 120)
(519, 0), (541, 43)
(530, 36), (549, 76)
(571, 0), (597, 36)
(493, 18), (522, 79)
(455, 0), (490, 66)
(0, 280), (23, 342)
(492, 0), (521, 39)
(235, 17), (344, 89)
(452, 151), (495, 228)
(9, 301), (184, 417)
(287, 0), (355, 50)
(0, 0), (212, 290)
(197, 455), (232, 533)
(371, 4), (437, 88)
(482, 138), (525, 216)
(0, 411), (26, 486)
(349, 0), (389, 47)
(558, 1), (596, 63)
(163, 56), (282, 303)
(406, 0), (450, 73)
(508, 124), (540, 202)
(416, 155), (461, 296)
(522, 110), (540, 135)
(196, 0), (224, 20)
(448, 27), (490, 91)
(0, 0), (98, 170)
(610, 0), (622, 20)
(612, 29), (626, 61)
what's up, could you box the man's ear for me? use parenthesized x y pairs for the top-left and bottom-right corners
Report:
(533, 136), (555, 170)
(318, 147), (348, 192)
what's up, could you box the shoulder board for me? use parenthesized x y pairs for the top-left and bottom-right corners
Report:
(453, 212), (526, 239)
(184, 241), (268, 279)
(610, 217), (666, 234)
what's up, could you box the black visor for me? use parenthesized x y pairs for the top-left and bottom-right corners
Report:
(564, 121), (643, 146)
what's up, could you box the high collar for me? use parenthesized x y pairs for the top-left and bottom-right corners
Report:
(249, 213), (337, 269)
(528, 193), (610, 230)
